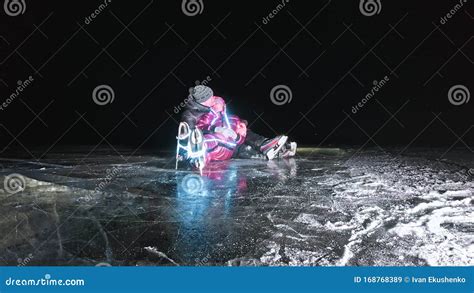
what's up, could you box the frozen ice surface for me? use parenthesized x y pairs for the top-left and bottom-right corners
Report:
(0, 147), (472, 266)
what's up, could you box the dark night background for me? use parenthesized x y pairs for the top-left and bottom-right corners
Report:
(0, 0), (472, 154)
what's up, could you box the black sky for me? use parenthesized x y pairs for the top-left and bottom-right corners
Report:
(0, 0), (472, 153)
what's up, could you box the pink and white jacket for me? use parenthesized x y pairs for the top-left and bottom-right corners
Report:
(181, 96), (247, 163)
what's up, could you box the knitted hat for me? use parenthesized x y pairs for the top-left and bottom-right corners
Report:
(191, 85), (213, 104)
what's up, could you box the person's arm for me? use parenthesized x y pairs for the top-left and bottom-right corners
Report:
(181, 109), (198, 129)
(215, 126), (237, 140)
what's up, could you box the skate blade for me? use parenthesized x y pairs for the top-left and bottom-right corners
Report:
(266, 136), (288, 160)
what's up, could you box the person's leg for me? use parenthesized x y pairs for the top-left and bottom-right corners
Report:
(244, 129), (268, 150)
(228, 116), (296, 160)
(243, 129), (287, 160)
(203, 133), (236, 164)
(233, 143), (263, 159)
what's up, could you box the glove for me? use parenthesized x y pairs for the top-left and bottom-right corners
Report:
(215, 126), (237, 140)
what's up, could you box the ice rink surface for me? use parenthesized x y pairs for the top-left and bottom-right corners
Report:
(0, 147), (472, 266)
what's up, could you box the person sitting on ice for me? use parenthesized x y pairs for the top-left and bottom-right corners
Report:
(176, 85), (296, 172)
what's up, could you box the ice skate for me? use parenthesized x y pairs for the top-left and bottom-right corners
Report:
(260, 135), (288, 160)
(175, 122), (191, 170)
(188, 127), (206, 175)
(175, 122), (206, 174)
(277, 141), (297, 158)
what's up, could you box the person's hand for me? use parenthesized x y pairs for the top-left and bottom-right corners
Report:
(215, 127), (237, 140)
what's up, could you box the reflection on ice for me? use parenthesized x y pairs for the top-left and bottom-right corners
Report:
(0, 148), (472, 266)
